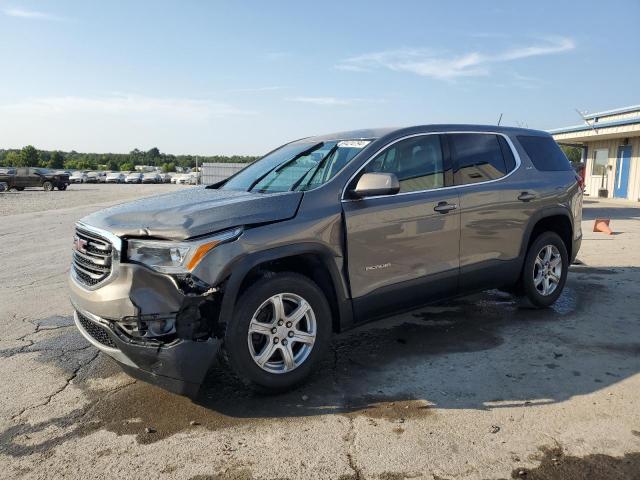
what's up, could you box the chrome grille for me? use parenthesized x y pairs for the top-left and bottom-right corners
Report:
(76, 311), (117, 348)
(72, 227), (113, 287)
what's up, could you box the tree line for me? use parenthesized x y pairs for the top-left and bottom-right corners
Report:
(0, 144), (584, 173)
(0, 146), (258, 172)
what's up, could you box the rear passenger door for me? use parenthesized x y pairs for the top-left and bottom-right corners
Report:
(447, 133), (522, 292)
(342, 134), (461, 322)
(15, 168), (32, 188)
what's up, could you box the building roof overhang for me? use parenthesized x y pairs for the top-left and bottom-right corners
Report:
(549, 118), (640, 144)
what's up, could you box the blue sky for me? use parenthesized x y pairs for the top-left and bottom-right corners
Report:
(1, 0), (638, 155)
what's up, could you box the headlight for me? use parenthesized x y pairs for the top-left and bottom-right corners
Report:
(126, 227), (242, 274)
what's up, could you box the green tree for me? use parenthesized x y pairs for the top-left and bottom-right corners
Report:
(161, 162), (176, 173)
(17, 145), (40, 167)
(146, 147), (161, 165)
(106, 159), (120, 171)
(63, 159), (77, 170)
(76, 158), (97, 170)
(48, 151), (65, 169)
(120, 162), (135, 172)
(4, 151), (20, 167)
(129, 149), (144, 165)
(561, 145), (582, 164)
(38, 150), (50, 167)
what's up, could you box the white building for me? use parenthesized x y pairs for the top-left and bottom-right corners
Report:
(549, 104), (640, 201)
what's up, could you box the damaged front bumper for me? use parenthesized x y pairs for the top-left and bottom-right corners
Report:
(69, 262), (221, 396)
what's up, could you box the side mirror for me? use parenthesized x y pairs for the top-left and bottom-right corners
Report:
(351, 172), (400, 198)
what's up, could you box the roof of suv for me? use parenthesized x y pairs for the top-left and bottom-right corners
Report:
(302, 124), (549, 143)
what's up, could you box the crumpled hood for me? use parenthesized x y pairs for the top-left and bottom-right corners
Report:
(80, 187), (303, 240)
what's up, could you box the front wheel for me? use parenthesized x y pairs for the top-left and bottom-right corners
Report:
(58, 184), (67, 191)
(519, 232), (568, 308)
(43, 181), (54, 191)
(223, 273), (332, 392)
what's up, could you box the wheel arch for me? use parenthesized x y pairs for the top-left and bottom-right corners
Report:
(521, 207), (574, 262)
(218, 244), (353, 334)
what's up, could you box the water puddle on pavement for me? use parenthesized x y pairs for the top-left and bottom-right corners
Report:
(1, 279), (618, 452)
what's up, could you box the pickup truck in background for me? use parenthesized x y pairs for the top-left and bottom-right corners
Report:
(0, 167), (70, 191)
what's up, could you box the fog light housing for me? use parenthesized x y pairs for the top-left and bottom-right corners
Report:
(118, 314), (177, 339)
(147, 317), (176, 336)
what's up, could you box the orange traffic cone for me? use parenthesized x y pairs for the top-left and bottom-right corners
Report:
(593, 218), (613, 235)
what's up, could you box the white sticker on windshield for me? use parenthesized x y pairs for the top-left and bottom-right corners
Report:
(338, 140), (371, 148)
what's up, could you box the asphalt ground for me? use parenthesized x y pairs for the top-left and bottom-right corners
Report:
(1, 185), (639, 479)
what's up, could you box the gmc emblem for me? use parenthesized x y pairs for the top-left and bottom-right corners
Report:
(73, 236), (88, 254)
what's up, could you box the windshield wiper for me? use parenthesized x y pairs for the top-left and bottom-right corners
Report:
(289, 143), (339, 192)
(247, 142), (323, 192)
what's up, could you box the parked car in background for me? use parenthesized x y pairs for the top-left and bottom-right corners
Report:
(70, 172), (88, 183)
(85, 172), (100, 183)
(106, 172), (125, 183)
(68, 125), (583, 396)
(175, 174), (190, 184)
(97, 172), (108, 183)
(160, 173), (172, 183)
(0, 167), (70, 191)
(188, 172), (200, 185)
(125, 172), (143, 184)
(170, 174), (181, 184)
(142, 172), (161, 184)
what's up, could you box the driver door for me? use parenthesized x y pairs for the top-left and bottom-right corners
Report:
(342, 134), (461, 323)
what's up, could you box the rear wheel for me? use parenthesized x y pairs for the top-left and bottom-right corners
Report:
(58, 184), (67, 191)
(223, 273), (332, 392)
(43, 181), (54, 191)
(519, 232), (568, 308)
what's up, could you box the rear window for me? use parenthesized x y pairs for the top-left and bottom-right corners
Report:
(517, 135), (572, 171)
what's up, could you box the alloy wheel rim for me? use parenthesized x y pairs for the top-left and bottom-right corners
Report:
(247, 293), (316, 374)
(533, 244), (563, 296)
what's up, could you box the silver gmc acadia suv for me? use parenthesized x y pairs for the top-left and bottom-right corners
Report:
(69, 125), (583, 395)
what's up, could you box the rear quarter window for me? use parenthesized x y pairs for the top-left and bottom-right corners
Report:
(517, 135), (572, 171)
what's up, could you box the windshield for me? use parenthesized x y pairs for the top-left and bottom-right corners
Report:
(221, 140), (370, 193)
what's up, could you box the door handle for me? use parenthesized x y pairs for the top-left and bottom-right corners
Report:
(434, 201), (457, 213)
(517, 192), (537, 202)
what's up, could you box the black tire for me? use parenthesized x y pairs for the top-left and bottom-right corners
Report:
(519, 231), (568, 308)
(58, 184), (67, 191)
(43, 181), (54, 191)
(8, 186), (19, 192)
(223, 272), (332, 392)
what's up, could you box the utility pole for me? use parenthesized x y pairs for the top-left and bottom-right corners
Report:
(195, 156), (199, 185)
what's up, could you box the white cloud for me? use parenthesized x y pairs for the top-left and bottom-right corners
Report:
(0, 94), (256, 118)
(0, 94), (260, 154)
(336, 37), (575, 80)
(286, 96), (382, 107)
(226, 86), (288, 94)
(3, 7), (67, 21)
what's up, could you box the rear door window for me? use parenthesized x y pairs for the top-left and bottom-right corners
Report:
(517, 135), (572, 171)
(449, 134), (509, 185)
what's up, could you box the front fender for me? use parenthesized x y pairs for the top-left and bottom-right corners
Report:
(217, 242), (354, 332)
